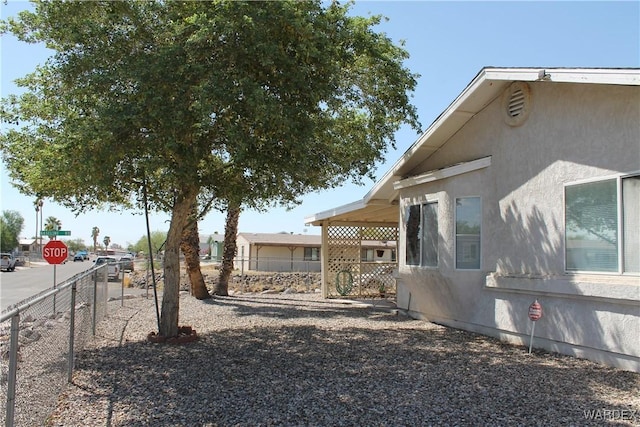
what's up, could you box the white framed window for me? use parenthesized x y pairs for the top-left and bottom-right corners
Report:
(455, 197), (481, 270)
(405, 201), (438, 267)
(361, 248), (375, 262)
(565, 174), (639, 273)
(304, 247), (320, 261)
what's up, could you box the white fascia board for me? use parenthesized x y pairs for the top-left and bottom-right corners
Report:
(304, 199), (367, 224)
(483, 67), (640, 85)
(393, 156), (492, 190)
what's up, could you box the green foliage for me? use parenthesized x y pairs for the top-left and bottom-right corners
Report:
(1, 0), (420, 214)
(130, 230), (167, 256)
(62, 238), (87, 253)
(44, 216), (61, 231)
(0, 210), (25, 252)
(1, 0), (421, 334)
(456, 221), (481, 235)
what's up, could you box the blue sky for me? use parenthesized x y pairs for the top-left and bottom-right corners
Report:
(1, 1), (639, 248)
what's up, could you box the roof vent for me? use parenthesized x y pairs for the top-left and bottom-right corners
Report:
(502, 82), (531, 127)
(507, 89), (526, 117)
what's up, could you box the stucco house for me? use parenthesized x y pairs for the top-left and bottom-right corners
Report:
(306, 67), (640, 371)
(17, 238), (38, 255)
(234, 232), (322, 272)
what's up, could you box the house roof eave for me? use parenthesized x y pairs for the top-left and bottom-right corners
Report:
(307, 67), (640, 227)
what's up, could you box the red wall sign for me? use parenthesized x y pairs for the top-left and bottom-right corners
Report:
(528, 300), (543, 322)
(43, 240), (68, 264)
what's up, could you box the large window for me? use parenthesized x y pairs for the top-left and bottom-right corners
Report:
(405, 201), (438, 267)
(565, 175), (639, 273)
(455, 197), (481, 270)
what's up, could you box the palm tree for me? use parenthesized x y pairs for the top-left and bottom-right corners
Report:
(91, 226), (100, 253)
(44, 216), (62, 231)
(103, 235), (111, 253)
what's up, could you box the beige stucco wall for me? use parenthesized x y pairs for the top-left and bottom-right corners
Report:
(235, 240), (321, 272)
(397, 81), (640, 371)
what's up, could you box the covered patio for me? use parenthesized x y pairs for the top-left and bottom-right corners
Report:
(305, 194), (400, 299)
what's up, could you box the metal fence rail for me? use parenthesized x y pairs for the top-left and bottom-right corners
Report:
(0, 265), (109, 427)
(235, 257), (321, 274)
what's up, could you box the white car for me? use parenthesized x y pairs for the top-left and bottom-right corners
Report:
(94, 256), (120, 280)
(1, 253), (17, 272)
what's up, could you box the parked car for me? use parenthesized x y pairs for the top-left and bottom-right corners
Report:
(0, 253), (17, 272)
(73, 252), (85, 262)
(94, 256), (120, 280)
(76, 250), (89, 260)
(119, 254), (134, 272)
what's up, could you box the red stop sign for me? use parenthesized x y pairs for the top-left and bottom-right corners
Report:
(43, 240), (68, 264)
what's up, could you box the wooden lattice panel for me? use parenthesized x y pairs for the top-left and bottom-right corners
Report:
(325, 225), (398, 298)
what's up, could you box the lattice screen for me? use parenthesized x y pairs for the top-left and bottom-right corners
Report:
(325, 225), (398, 298)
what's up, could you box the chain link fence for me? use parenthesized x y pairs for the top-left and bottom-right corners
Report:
(235, 257), (321, 274)
(0, 265), (110, 427)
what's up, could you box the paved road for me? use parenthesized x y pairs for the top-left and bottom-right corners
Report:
(0, 260), (92, 311)
(0, 259), (148, 312)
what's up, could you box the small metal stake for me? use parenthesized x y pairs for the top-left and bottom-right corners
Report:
(528, 320), (536, 354)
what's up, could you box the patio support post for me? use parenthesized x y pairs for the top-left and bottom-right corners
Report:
(321, 222), (329, 298)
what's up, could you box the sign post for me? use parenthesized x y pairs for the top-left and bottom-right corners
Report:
(528, 299), (543, 354)
(43, 239), (69, 314)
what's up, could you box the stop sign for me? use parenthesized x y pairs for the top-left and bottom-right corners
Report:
(43, 240), (68, 264)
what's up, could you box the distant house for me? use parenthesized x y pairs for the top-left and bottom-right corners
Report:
(307, 67), (640, 371)
(18, 238), (38, 255)
(235, 232), (322, 272)
(199, 233), (224, 261)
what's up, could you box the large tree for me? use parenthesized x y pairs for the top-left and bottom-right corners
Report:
(44, 216), (61, 231)
(91, 226), (100, 253)
(0, 210), (25, 252)
(1, 1), (420, 337)
(214, 202), (241, 296)
(180, 199), (211, 300)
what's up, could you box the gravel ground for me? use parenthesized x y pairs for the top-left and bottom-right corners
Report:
(46, 292), (639, 427)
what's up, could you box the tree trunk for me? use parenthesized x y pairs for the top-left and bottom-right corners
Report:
(160, 188), (197, 337)
(180, 203), (211, 300)
(213, 204), (240, 296)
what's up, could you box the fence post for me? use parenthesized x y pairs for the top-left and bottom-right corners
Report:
(121, 265), (124, 307)
(67, 281), (77, 383)
(5, 314), (20, 427)
(92, 270), (98, 336)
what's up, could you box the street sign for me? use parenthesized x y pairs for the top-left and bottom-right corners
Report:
(43, 240), (68, 264)
(41, 230), (71, 236)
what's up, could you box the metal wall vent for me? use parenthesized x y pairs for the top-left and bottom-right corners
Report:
(507, 89), (526, 117)
(502, 82), (531, 127)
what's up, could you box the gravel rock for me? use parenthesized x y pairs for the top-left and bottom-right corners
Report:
(47, 293), (640, 426)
